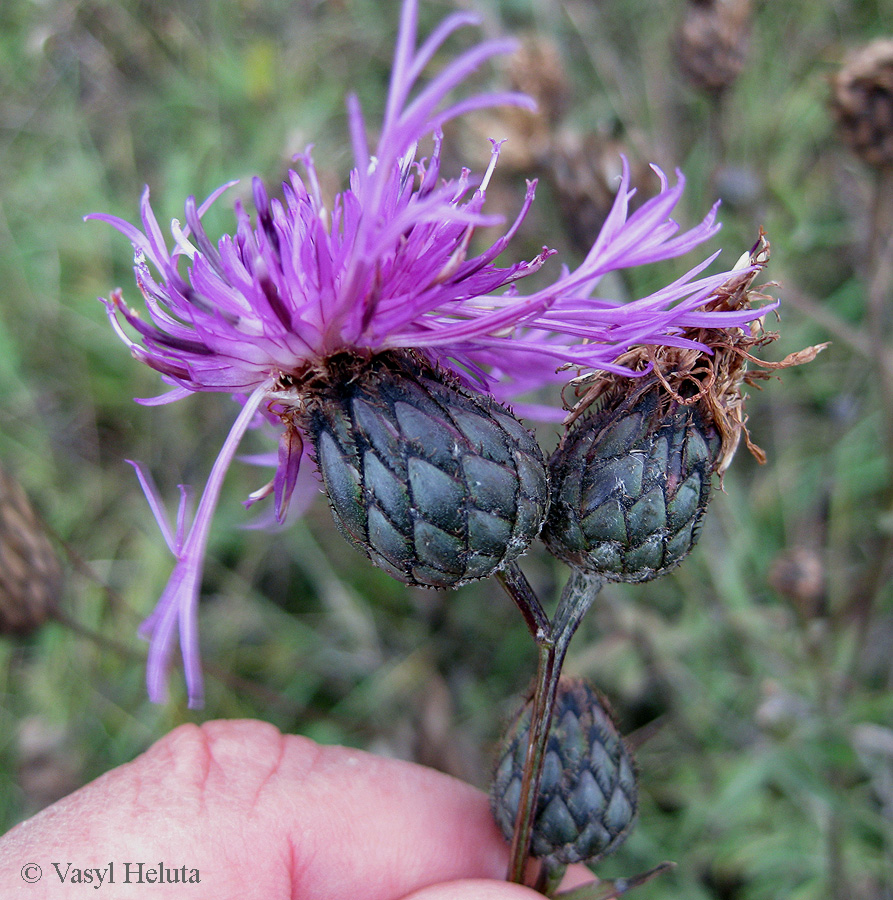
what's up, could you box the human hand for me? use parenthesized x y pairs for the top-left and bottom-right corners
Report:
(0, 719), (594, 899)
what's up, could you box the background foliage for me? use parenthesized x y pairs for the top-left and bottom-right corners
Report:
(1, 1), (891, 897)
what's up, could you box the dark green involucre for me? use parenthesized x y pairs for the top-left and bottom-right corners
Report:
(542, 388), (721, 582)
(303, 352), (550, 588)
(491, 677), (638, 865)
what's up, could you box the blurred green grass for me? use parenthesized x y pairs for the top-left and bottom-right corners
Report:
(1, 0), (892, 897)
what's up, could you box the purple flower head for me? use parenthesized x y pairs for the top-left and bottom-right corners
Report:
(88, 0), (774, 707)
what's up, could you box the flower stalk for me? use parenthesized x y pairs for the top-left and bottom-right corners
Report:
(497, 568), (604, 888)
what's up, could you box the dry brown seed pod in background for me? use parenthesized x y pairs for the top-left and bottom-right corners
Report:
(674, 0), (752, 95)
(0, 464), (62, 635)
(831, 38), (893, 169)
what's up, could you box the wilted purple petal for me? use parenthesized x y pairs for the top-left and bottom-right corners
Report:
(134, 383), (271, 706)
(126, 460), (179, 556)
(274, 426), (304, 523)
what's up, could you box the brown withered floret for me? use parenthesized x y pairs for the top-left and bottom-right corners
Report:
(560, 232), (828, 475)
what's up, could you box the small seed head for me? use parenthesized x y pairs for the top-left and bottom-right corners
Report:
(491, 677), (638, 865)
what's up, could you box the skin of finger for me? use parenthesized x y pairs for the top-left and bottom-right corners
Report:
(398, 866), (599, 900)
(400, 878), (552, 900)
(0, 719), (530, 900)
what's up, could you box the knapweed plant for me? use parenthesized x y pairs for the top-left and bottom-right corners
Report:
(89, 0), (820, 893)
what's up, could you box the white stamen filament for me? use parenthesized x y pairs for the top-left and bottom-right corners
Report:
(170, 219), (198, 260)
(478, 139), (504, 194)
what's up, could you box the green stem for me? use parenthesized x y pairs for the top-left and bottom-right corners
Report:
(506, 571), (604, 887)
(497, 562), (551, 642)
(507, 635), (557, 885)
(535, 859), (568, 897)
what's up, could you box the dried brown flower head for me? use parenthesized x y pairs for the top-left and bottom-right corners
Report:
(674, 0), (752, 95)
(831, 38), (893, 169)
(0, 465), (62, 635)
(561, 232), (828, 476)
(482, 33), (573, 173)
(768, 547), (826, 619)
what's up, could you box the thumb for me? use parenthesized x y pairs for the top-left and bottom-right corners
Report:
(400, 879), (554, 899)
(401, 871), (598, 900)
